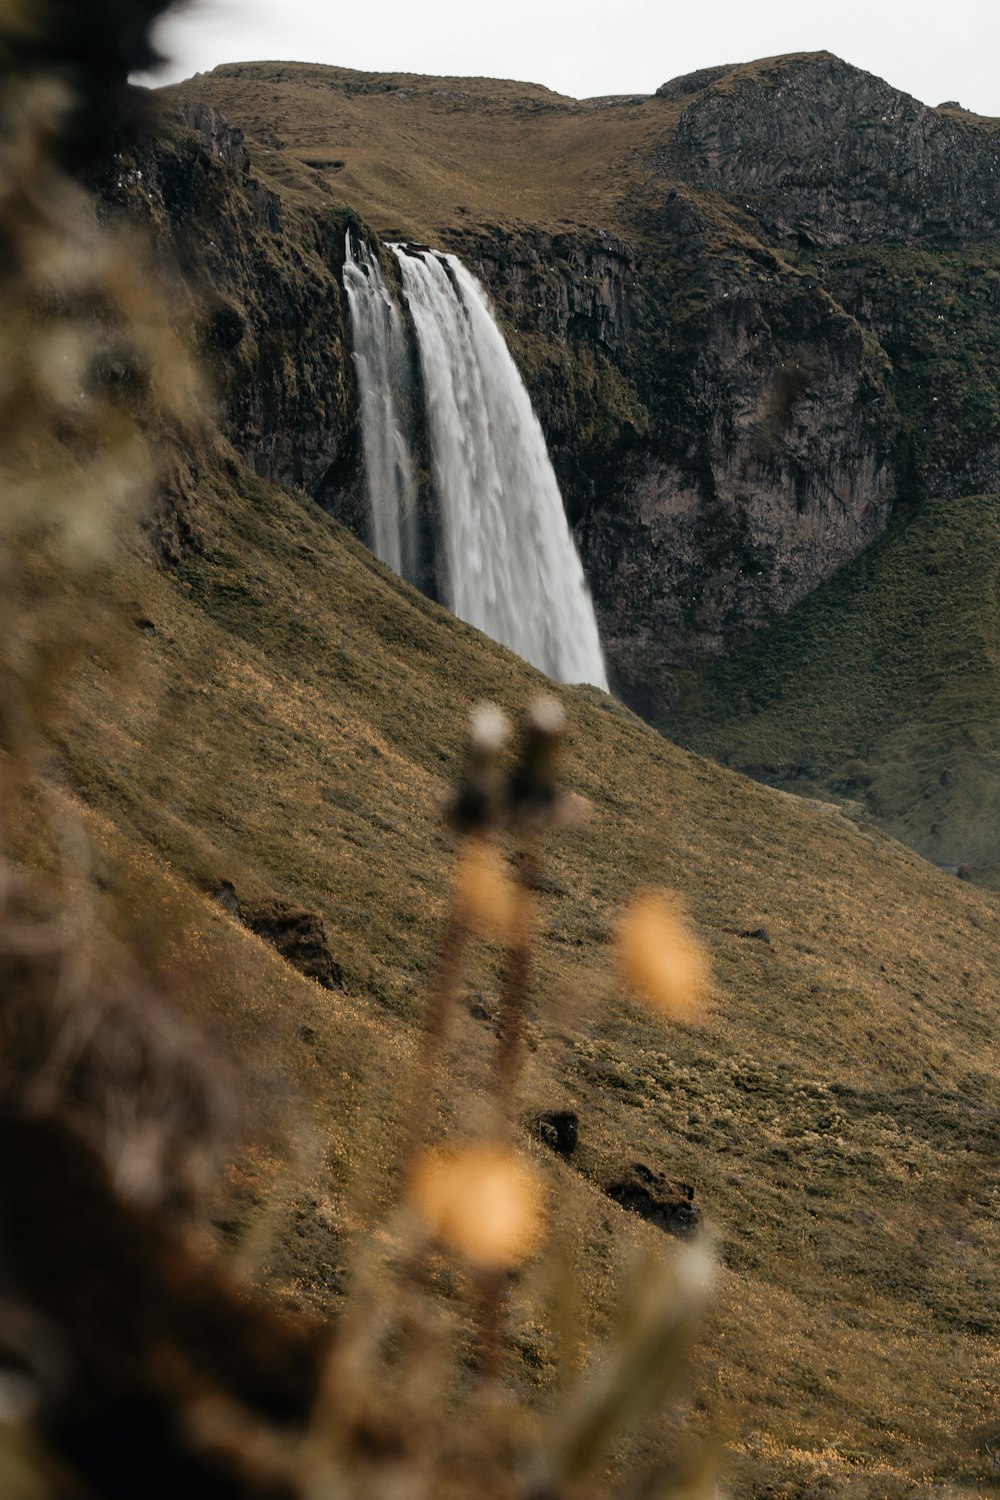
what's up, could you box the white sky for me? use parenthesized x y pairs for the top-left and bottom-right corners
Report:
(146, 0), (1000, 117)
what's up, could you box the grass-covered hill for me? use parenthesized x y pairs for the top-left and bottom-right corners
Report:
(165, 60), (668, 241)
(31, 433), (1000, 1496)
(664, 492), (1000, 890)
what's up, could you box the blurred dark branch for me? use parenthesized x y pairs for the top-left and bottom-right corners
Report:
(0, 0), (184, 174)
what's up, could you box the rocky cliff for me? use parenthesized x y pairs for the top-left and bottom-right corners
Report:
(454, 222), (898, 710)
(658, 51), (1000, 248)
(129, 53), (1000, 717)
(98, 97), (364, 556)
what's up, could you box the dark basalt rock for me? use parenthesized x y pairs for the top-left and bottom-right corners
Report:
(202, 302), (247, 353)
(655, 65), (732, 103)
(455, 219), (897, 713)
(658, 52), (1000, 249)
(99, 105), (361, 549)
(178, 100), (252, 175)
(241, 899), (344, 992)
(605, 1163), (702, 1238)
(215, 881), (243, 920)
(534, 1109), (579, 1158)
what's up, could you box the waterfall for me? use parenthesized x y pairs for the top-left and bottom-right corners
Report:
(343, 234), (608, 691)
(394, 247), (607, 691)
(342, 235), (418, 579)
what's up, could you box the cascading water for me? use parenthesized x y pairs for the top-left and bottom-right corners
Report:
(342, 233), (608, 690)
(342, 235), (418, 579)
(393, 247), (608, 691)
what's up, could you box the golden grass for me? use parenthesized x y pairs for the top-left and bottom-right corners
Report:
(162, 53), (999, 254)
(162, 61), (683, 240)
(24, 440), (1000, 1496)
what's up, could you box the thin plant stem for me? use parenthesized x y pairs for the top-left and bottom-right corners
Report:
(494, 841), (538, 1130)
(475, 1269), (505, 1380)
(401, 906), (470, 1179)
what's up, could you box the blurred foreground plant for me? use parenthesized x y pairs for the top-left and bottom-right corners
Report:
(0, 6), (719, 1497)
(1, 9), (330, 1498)
(277, 702), (719, 1500)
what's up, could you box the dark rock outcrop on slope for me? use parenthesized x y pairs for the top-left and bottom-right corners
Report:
(605, 1163), (702, 1238)
(466, 229), (642, 353)
(534, 1109), (579, 1157)
(242, 899), (345, 991)
(179, 99), (252, 174)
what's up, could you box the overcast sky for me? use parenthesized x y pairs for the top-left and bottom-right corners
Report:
(146, 0), (1000, 116)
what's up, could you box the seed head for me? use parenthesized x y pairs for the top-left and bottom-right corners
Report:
(409, 1142), (545, 1271)
(469, 701), (511, 755)
(615, 890), (711, 1023)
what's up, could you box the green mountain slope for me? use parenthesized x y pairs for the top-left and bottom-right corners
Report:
(29, 442), (1000, 1496)
(663, 492), (1000, 889)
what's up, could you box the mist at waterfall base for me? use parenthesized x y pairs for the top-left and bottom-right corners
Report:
(343, 237), (609, 691)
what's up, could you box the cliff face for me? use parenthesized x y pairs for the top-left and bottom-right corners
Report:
(658, 52), (1000, 248)
(459, 58), (1000, 707)
(587, 274), (896, 708)
(457, 221), (898, 707)
(100, 98), (364, 554)
(136, 54), (1000, 714)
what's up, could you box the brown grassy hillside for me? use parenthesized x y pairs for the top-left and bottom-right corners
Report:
(164, 60), (670, 240)
(21, 432), (1000, 1497)
(6, 46), (1000, 1497)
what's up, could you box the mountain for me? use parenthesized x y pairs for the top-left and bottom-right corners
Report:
(155, 52), (1000, 698)
(6, 51), (986, 1494)
(8, 45), (1000, 1497)
(121, 53), (1000, 886)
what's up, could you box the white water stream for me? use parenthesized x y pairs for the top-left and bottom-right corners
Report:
(344, 235), (607, 689)
(393, 247), (607, 689)
(342, 236), (418, 579)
